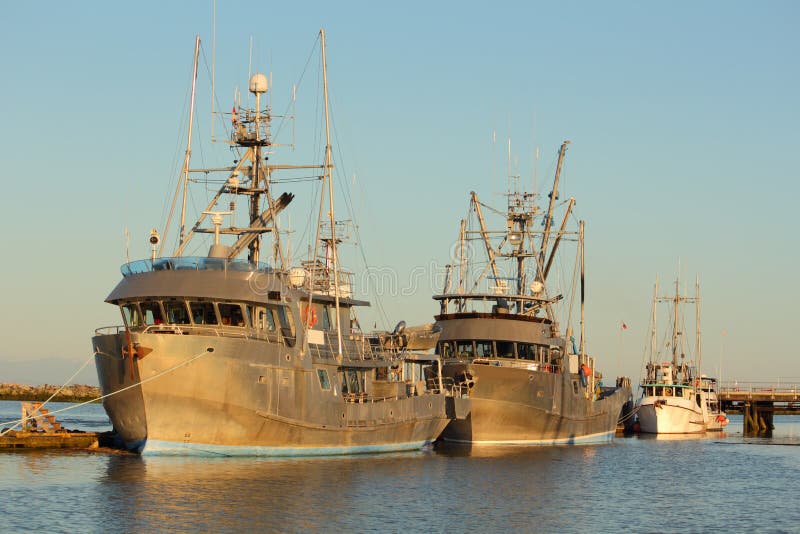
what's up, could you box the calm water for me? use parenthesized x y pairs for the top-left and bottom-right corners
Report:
(2, 400), (799, 533)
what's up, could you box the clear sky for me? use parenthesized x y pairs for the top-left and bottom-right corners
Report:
(0, 1), (797, 386)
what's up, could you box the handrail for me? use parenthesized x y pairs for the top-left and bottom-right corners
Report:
(719, 381), (799, 394)
(121, 256), (272, 277)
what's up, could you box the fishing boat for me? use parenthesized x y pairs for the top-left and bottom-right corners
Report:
(91, 30), (460, 456)
(637, 275), (709, 434)
(432, 141), (631, 445)
(699, 375), (729, 431)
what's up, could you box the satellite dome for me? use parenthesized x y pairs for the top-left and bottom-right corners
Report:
(249, 73), (268, 94)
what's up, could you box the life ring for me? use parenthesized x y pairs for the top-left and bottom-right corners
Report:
(301, 305), (317, 327)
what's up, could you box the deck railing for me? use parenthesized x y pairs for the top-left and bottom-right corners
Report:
(121, 256), (272, 277)
(719, 381), (800, 394)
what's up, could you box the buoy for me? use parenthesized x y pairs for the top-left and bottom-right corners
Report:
(579, 364), (590, 387)
(301, 305), (317, 327)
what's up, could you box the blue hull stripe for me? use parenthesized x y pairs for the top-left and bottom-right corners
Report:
(444, 430), (616, 446)
(136, 439), (433, 457)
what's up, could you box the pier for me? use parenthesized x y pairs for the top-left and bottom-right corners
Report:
(0, 402), (102, 450)
(719, 382), (800, 436)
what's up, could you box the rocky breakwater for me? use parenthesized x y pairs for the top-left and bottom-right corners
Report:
(0, 383), (100, 403)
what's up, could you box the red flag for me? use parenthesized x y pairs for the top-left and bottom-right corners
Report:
(232, 106), (238, 125)
(621, 322), (628, 330)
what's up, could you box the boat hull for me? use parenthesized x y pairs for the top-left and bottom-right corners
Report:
(439, 362), (629, 445)
(92, 332), (450, 456)
(637, 396), (706, 434)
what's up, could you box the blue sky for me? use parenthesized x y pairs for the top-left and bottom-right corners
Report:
(0, 1), (797, 385)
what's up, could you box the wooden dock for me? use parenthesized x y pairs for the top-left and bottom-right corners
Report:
(719, 382), (800, 436)
(0, 401), (102, 451)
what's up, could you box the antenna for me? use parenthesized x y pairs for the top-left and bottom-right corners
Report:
(248, 36), (253, 108)
(124, 227), (130, 263)
(491, 129), (496, 193)
(211, 0), (216, 141)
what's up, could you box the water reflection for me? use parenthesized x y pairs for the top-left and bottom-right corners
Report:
(637, 431), (729, 441)
(3, 412), (800, 531)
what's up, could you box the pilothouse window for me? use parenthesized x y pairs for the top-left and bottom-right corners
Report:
(218, 303), (245, 327)
(140, 301), (164, 325)
(475, 341), (493, 358)
(164, 301), (191, 325)
(190, 302), (218, 325)
(121, 304), (142, 327)
(456, 341), (474, 358)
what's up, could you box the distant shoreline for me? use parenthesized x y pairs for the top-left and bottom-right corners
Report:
(0, 384), (100, 404)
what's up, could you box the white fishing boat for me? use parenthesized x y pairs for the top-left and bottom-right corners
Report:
(637, 275), (708, 434)
(699, 376), (729, 431)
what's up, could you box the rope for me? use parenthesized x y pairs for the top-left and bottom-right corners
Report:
(0, 352), (96, 437)
(0, 348), (214, 434)
(617, 404), (640, 424)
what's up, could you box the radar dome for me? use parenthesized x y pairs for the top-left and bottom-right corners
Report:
(249, 73), (268, 94)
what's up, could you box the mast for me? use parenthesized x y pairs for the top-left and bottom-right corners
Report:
(320, 28), (343, 357)
(579, 220), (585, 358)
(672, 274), (680, 367)
(696, 276), (702, 378)
(538, 140), (570, 277)
(543, 197), (575, 280)
(651, 275), (658, 364)
(178, 36), (201, 254)
(471, 192), (501, 284)
(457, 218), (467, 312)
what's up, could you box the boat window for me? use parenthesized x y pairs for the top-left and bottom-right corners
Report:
(276, 305), (296, 346)
(140, 301), (164, 325)
(120, 303), (142, 327)
(218, 303), (246, 327)
(496, 341), (514, 358)
(475, 340), (493, 358)
(518, 343), (536, 361)
(317, 369), (331, 390)
(456, 341), (474, 358)
(346, 369), (363, 394)
(321, 306), (332, 330)
(254, 307), (277, 333)
(190, 301), (218, 325)
(163, 300), (191, 325)
(339, 371), (348, 394)
(437, 341), (454, 358)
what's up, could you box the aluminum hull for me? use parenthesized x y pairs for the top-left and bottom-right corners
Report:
(93, 331), (450, 456)
(439, 362), (628, 445)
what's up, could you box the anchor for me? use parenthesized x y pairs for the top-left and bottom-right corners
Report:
(121, 328), (153, 376)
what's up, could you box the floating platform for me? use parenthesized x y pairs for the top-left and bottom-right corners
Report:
(0, 430), (101, 450)
(1, 401), (122, 452)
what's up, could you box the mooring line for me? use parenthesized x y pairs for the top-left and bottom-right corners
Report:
(0, 347), (214, 434)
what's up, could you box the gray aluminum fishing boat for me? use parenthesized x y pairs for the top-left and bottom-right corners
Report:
(433, 141), (631, 445)
(91, 30), (461, 456)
